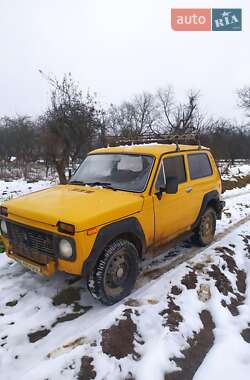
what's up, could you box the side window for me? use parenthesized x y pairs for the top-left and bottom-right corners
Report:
(163, 155), (186, 184)
(188, 153), (213, 180)
(155, 163), (165, 190)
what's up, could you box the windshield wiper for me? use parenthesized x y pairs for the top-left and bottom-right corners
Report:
(85, 182), (117, 191)
(69, 180), (87, 186)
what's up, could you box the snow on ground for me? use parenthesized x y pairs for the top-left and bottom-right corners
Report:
(0, 180), (53, 204)
(223, 184), (250, 199)
(0, 177), (250, 379)
(219, 161), (250, 181)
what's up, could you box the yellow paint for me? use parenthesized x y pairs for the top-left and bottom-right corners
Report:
(1, 144), (221, 277)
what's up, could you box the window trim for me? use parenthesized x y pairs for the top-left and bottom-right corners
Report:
(163, 154), (187, 184)
(188, 153), (213, 181)
(150, 149), (211, 195)
(155, 162), (166, 190)
(154, 154), (187, 190)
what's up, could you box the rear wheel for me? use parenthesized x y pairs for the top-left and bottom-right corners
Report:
(194, 207), (216, 246)
(87, 239), (139, 305)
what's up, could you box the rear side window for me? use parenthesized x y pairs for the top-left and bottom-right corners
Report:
(188, 153), (213, 180)
(163, 155), (186, 184)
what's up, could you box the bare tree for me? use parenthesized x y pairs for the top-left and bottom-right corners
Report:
(0, 116), (38, 178)
(156, 87), (205, 134)
(238, 86), (250, 122)
(39, 71), (102, 183)
(107, 92), (158, 138)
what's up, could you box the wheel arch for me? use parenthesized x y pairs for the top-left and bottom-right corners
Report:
(206, 198), (221, 215)
(192, 190), (222, 230)
(110, 232), (143, 257)
(82, 217), (145, 277)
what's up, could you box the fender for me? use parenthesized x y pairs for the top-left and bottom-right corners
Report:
(82, 217), (146, 277)
(192, 190), (223, 230)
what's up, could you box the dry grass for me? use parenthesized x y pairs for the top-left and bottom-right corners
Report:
(222, 175), (250, 192)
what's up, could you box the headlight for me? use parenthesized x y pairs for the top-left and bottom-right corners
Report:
(0, 220), (7, 235)
(59, 239), (73, 259)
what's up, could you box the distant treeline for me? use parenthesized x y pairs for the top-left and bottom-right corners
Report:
(0, 72), (250, 183)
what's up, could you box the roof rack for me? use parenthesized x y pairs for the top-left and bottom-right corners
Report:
(106, 133), (201, 152)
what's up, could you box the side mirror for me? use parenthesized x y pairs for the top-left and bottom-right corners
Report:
(155, 176), (178, 200)
(165, 176), (178, 194)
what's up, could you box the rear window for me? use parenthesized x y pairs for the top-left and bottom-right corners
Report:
(163, 155), (186, 184)
(188, 153), (213, 180)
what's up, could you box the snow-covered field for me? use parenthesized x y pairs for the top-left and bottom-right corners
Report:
(219, 160), (250, 181)
(0, 179), (53, 204)
(0, 169), (250, 380)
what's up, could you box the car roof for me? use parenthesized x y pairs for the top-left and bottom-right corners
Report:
(90, 143), (209, 157)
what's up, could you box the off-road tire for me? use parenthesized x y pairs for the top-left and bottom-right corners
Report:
(194, 207), (216, 247)
(87, 239), (139, 305)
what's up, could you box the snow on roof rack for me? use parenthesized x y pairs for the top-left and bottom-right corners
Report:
(106, 133), (201, 152)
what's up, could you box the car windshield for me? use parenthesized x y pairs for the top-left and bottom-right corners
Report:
(70, 154), (154, 192)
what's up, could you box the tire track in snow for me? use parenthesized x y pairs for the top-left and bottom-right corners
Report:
(141, 212), (250, 281)
(223, 188), (250, 200)
(139, 188), (250, 281)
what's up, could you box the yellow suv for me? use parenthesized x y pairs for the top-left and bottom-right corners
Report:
(0, 141), (224, 304)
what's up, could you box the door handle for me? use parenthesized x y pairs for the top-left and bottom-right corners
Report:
(185, 187), (193, 193)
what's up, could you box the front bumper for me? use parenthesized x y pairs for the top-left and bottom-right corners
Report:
(7, 250), (56, 277)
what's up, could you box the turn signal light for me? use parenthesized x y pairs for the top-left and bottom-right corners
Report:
(57, 221), (75, 235)
(87, 227), (98, 236)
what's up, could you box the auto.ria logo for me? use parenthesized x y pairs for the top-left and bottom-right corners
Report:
(171, 8), (242, 32)
(212, 9), (242, 31)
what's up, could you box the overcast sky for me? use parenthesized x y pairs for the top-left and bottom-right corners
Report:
(0, 0), (249, 122)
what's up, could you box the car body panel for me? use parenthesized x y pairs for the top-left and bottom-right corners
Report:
(4, 185), (144, 231)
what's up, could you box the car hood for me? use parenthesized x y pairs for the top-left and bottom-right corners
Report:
(5, 185), (144, 231)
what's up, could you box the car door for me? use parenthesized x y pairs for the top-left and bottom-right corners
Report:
(185, 151), (215, 221)
(153, 153), (194, 247)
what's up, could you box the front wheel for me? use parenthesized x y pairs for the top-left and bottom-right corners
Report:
(87, 239), (139, 305)
(194, 207), (216, 246)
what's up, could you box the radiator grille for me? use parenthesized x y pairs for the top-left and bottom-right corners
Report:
(7, 222), (55, 259)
